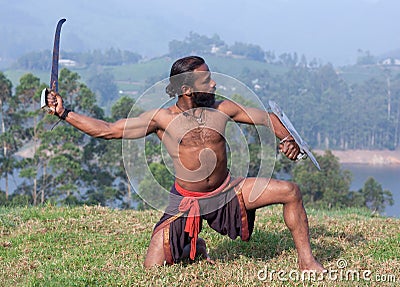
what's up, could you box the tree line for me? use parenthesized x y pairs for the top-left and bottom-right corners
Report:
(12, 32), (315, 70)
(13, 48), (142, 70)
(0, 69), (141, 208)
(283, 151), (393, 213)
(0, 69), (394, 214)
(239, 63), (400, 150)
(167, 33), (400, 150)
(10, 30), (400, 150)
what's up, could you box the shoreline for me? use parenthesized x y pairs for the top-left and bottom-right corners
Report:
(315, 149), (400, 165)
(17, 143), (400, 166)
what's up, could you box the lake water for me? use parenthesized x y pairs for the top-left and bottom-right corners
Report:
(342, 164), (400, 218)
(1, 164), (398, 217)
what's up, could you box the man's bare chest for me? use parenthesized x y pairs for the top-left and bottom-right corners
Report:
(161, 108), (229, 148)
(179, 127), (225, 146)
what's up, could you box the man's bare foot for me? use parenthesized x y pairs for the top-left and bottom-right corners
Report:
(204, 256), (216, 264)
(196, 238), (215, 264)
(181, 237), (215, 264)
(299, 257), (325, 272)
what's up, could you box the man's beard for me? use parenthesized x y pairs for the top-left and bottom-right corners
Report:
(191, 92), (216, 107)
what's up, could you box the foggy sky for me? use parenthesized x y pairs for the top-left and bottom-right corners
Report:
(1, 0), (399, 65)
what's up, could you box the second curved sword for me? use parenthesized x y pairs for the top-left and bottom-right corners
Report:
(269, 100), (321, 171)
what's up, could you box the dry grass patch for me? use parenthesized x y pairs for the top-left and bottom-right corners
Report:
(0, 205), (399, 286)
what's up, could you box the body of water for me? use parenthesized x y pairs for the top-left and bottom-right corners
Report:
(2, 163), (398, 217)
(343, 163), (400, 218)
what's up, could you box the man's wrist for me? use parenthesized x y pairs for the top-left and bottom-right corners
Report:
(59, 108), (72, 120)
(55, 108), (71, 120)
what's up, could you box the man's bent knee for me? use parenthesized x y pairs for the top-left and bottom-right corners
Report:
(285, 182), (302, 202)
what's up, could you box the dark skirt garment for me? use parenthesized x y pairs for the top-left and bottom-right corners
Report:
(152, 178), (256, 264)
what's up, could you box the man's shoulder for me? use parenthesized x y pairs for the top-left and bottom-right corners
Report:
(215, 99), (241, 114)
(152, 106), (187, 125)
(144, 106), (173, 115)
(215, 99), (232, 109)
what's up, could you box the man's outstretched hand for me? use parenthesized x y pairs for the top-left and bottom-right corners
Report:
(46, 89), (65, 117)
(279, 136), (300, 160)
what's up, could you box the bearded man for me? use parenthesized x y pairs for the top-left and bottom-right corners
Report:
(46, 56), (324, 271)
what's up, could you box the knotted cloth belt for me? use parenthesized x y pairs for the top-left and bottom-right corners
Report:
(175, 174), (242, 260)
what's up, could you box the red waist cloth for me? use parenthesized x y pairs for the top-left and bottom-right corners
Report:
(175, 174), (232, 261)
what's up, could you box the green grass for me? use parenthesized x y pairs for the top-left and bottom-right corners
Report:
(1, 205), (399, 286)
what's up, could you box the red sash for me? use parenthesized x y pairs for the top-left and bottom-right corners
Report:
(176, 174), (232, 260)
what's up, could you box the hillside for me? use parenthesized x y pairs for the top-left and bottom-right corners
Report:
(0, 206), (398, 286)
(3, 53), (400, 152)
(3, 55), (288, 92)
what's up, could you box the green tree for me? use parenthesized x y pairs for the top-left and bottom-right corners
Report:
(111, 96), (143, 207)
(226, 94), (275, 178)
(292, 150), (352, 209)
(38, 69), (90, 203)
(359, 177), (394, 214)
(87, 72), (119, 113)
(82, 96), (143, 208)
(137, 162), (174, 210)
(168, 32), (226, 58)
(356, 49), (377, 65)
(230, 42), (265, 61)
(13, 50), (52, 70)
(59, 68), (80, 110)
(0, 72), (18, 201)
(14, 73), (44, 205)
(25, 81), (95, 206)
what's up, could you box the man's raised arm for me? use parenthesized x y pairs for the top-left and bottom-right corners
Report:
(46, 90), (158, 140)
(219, 99), (300, 160)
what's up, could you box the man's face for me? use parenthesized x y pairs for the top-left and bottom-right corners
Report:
(191, 64), (216, 108)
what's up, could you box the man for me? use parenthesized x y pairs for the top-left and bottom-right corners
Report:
(46, 56), (324, 271)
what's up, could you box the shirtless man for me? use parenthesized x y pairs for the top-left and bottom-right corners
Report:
(46, 56), (324, 271)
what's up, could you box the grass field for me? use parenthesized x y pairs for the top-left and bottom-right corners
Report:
(0, 205), (399, 286)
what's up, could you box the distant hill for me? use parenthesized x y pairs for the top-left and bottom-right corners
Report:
(2, 0), (400, 66)
(4, 53), (397, 92)
(3, 55), (287, 98)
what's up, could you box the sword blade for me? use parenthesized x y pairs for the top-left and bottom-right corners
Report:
(269, 100), (321, 170)
(50, 18), (66, 92)
(301, 145), (321, 171)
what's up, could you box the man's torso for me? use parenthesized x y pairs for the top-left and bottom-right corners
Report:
(155, 103), (231, 192)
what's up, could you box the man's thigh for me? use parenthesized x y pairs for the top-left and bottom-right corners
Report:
(239, 177), (298, 210)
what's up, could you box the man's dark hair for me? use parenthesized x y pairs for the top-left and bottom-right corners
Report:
(166, 56), (205, 97)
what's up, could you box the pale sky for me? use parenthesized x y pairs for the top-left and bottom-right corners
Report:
(1, 0), (399, 65)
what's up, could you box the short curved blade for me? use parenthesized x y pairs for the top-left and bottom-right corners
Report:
(50, 18), (66, 92)
(269, 100), (321, 170)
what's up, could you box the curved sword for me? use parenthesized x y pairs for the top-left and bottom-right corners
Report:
(41, 18), (66, 111)
(50, 18), (66, 92)
(269, 100), (321, 170)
